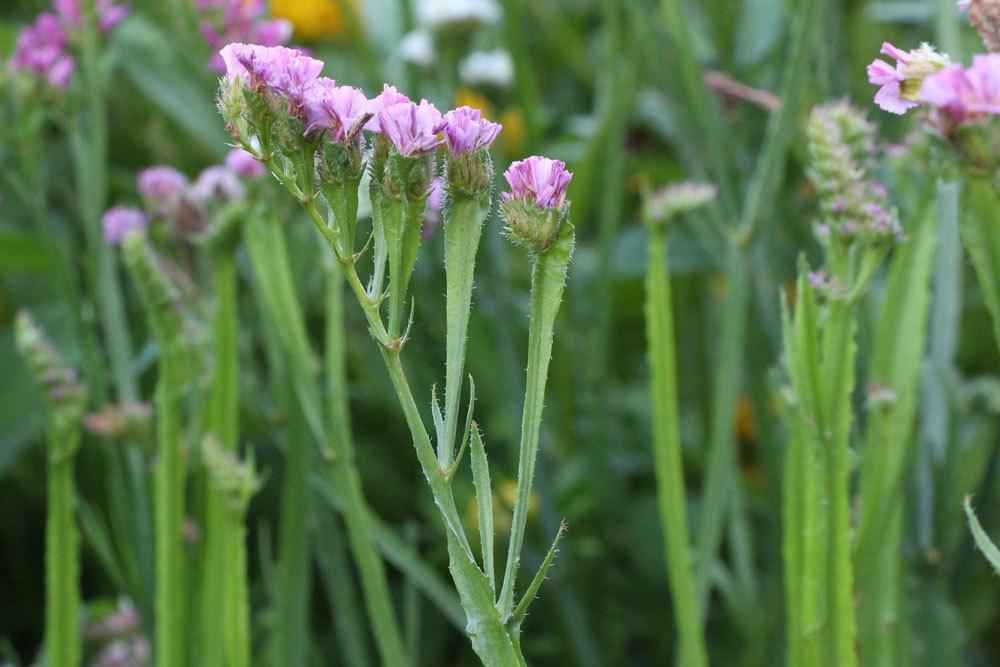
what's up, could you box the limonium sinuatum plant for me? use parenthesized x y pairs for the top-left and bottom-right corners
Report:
(216, 42), (574, 665)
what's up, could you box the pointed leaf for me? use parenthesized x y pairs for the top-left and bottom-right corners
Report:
(470, 423), (495, 591)
(508, 521), (567, 631)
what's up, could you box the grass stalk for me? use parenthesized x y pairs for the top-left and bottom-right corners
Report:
(644, 221), (708, 667)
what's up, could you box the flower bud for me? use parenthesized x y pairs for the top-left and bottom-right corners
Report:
(202, 437), (260, 515)
(15, 310), (87, 445)
(499, 156), (573, 253)
(968, 0), (1000, 52)
(806, 102), (902, 246)
(121, 231), (185, 344)
(384, 151), (435, 200)
(643, 180), (716, 226)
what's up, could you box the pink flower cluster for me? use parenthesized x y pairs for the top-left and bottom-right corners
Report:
(104, 150), (264, 244)
(7, 0), (129, 88)
(220, 43), (504, 158)
(197, 0), (292, 73)
(868, 37), (1000, 126)
(502, 157), (573, 209)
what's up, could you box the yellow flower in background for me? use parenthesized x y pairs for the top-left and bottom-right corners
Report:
(467, 478), (537, 534)
(454, 87), (495, 119)
(499, 106), (526, 156)
(270, 0), (350, 40)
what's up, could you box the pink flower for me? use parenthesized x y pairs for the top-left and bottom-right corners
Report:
(958, 0), (972, 10)
(868, 42), (948, 114)
(442, 106), (502, 155)
(220, 43), (323, 106)
(193, 166), (245, 202)
(54, 0), (130, 34)
(137, 166), (188, 202)
(365, 84), (411, 132)
(225, 149), (266, 178)
(102, 206), (148, 244)
(501, 156), (573, 209)
(920, 54), (1000, 123)
(8, 13), (75, 88)
(377, 100), (447, 157)
(304, 80), (371, 141)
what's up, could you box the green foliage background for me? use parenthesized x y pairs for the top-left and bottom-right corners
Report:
(3, 0), (1000, 664)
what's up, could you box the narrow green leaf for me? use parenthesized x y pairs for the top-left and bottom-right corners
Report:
(470, 424), (496, 592)
(508, 521), (567, 632)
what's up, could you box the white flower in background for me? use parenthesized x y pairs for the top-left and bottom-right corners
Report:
(398, 30), (435, 67)
(416, 0), (501, 30)
(460, 49), (514, 88)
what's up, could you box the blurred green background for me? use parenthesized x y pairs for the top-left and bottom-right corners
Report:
(3, 0), (1000, 664)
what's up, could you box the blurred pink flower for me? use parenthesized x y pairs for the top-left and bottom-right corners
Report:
(102, 207), (148, 245)
(8, 13), (75, 88)
(137, 166), (188, 202)
(198, 0), (292, 72)
(54, 0), (130, 33)
(225, 149), (266, 178)
(920, 53), (1000, 123)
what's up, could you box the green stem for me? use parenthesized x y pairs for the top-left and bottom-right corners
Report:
(78, 0), (136, 402)
(644, 223), (708, 667)
(47, 456), (81, 667)
(441, 196), (489, 466)
(154, 339), (187, 667)
(693, 249), (749, 608)
(201, 250), (240, 667)
(225, 508), (251, 667)
(497, 224), (575, 618)
(326, 263), (409, 667)
(273, 370), (313, 667)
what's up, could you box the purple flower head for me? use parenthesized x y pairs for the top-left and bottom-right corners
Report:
(501, 156), (573, 209)
(55, 0), (130, 34)
(137, 166), (189, 202)
(377, 100), (447, 157)
(442, 106), (502, 155)
(220, 43), (323, 107)
(225, 149), (266, 178)
(365, 84), (411, 132)
(920, 54), (1000, 124)
(8, 13), (75, 88)
(102, 206), (148, 245)
(304, 81), (371, 141)
(193, 166), (245, 202)
(868, 42), (948, 114)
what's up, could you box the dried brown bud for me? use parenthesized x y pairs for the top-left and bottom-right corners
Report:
(969, 0), (1000, 52)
